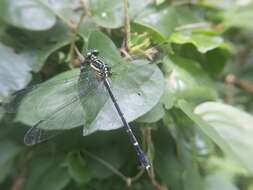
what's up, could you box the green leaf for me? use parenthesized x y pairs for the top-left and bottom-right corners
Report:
(0, 0), (56, 31)
(65, 152), (91, 185)
(169, 30), (224, 53)
(178, 100), (253, 174)
(0, 140), (23, 182)
(162, 55), (217, 108)
(0, 43), (32, 97)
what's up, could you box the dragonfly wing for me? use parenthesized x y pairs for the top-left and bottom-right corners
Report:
(23, 68), (108, 145)
(23, 95), (82, 145)
(4, 69), (91, 113)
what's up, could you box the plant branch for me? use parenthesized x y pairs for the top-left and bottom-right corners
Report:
(124, 0), (131, 51)
(11, 152), (33, 190)
(226, 74), (253, 94)
(81, 149), (128, 183)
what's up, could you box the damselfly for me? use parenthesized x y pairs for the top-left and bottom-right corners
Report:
(4, 47), (163, 170)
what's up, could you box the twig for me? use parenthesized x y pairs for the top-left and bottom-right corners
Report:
(142, 127), (168, 190)
(68, 9), (86, 65)
(124, 0), (131, 51)
(81, 149), (149, 188)
(81, 149), (128, 183)
(226, 74), (253, 94)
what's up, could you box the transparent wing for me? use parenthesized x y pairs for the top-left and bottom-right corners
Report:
(24, 68), (109, 145)
(4, 69), (88, 113)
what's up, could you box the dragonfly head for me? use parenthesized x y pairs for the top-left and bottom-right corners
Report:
(86, 49), (99, 60)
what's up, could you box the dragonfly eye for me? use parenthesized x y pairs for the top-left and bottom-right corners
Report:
(91, 49), (99, 56)
(86, 52), (92, 59)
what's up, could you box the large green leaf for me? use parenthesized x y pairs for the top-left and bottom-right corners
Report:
(0, 43), (32, 98)
(179, 100), (253, 174)
(84, 31), (165, 132)
(162, 55), (217, 109)
(0, 0), (56, 31)
(15, 31), (164, 135)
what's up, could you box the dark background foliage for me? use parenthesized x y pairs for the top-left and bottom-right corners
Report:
(1, 0), (253, 189)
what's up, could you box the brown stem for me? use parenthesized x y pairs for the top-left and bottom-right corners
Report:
(226, 74), (253, 94)
(11, 152), (32, 190)
(69, 2), (87, 66)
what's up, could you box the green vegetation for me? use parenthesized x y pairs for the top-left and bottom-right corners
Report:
(1, 0), (253, 189)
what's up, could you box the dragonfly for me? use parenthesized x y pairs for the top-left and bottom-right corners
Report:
(4, 47), (164, 170)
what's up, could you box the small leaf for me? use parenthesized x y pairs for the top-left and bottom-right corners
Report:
(179, 100), (253, 174)
(169, 30), (224, 53)
(0, 0), (56, 31)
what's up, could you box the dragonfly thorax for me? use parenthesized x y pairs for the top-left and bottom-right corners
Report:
(84, 49), (111, 78)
